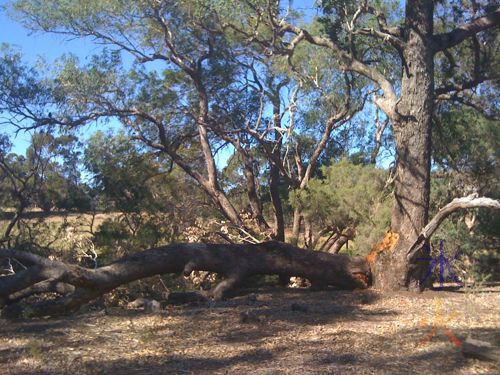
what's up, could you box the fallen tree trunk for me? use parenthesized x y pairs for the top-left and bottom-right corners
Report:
(0, 241), (369, 318)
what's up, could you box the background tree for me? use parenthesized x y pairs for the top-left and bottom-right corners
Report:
(291, 158), (391, 253)
(2, 0), (499, 293)
(84, 130), (214, 256)
(5, 0), (364, 244)
(430, 102), (500, 282)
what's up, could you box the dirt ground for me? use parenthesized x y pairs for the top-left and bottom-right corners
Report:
(1, 285), (499, 375)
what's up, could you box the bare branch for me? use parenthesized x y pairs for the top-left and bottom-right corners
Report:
(365, 5), (403, 38)
(300, 74), (352, 188)
(433, 8), (500, 52)
(407, 195), (500, 260)
(276, 20), (399, 121)
(353, 27), (404, 50)
(370, 109), (390, 164)
(435, 93), (499, 121)
(435, 75), (500, 96)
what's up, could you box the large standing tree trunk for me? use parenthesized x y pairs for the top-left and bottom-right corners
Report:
(372, 0), (434, 291)
(0, 241), (369, 318)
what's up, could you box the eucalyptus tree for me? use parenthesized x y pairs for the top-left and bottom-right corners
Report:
(214, 17), (369, 244)
(4, 0), (500, 292)
(4, 0), (363, 244)
(232, 0), (500, 290)
(0, 135), (34, 244)
(0, 132), (84, 245)
(4, 1), (247, 234)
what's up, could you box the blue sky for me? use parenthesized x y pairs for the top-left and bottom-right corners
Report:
(0, 4), (98, 63)
(1, 0), (104, 154)
(0, 1), (236, 167)
(0, 0), (321, 160)
(0, 1), (392, 168)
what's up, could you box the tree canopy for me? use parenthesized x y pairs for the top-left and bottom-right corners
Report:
(0, 0), (498, 299)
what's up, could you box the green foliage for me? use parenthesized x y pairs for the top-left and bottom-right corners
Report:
(85, 131), (157, 212)
(291, 159), (391, 254)
(0, 44), (52, 117)
(434, 1), (499, 105)
(84, 130), (214, 259)
(317, 0), (403, 82)
(433, 106), (499, 186)
(430, 173), (500, 282)
(1, 1), (498, 275)
(92, 211), (186, 262)
(430, 102), (499, 281)
(0, 46), (91, 214)
(32, 133), (91, 212)
(1, 132), (90, 212)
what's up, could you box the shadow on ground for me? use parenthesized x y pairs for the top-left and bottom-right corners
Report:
(1, 287), (498, 374)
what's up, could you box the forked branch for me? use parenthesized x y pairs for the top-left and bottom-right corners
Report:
(407, 195), (500, 260)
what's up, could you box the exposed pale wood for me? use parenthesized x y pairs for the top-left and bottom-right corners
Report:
(407, 195), (500, 260)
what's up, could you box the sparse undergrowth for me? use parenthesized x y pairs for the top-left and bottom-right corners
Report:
(1, 285), (498, 375)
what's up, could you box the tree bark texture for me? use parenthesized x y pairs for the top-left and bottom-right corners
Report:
(269, 103), (286, 242)
(0, 241), (369, 318)
(273, 1), (500, 291)
(372, 0), (435, 291)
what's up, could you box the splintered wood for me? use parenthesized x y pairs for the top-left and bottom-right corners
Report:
(366, 231), (399, 264)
